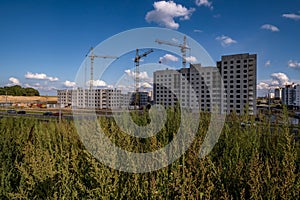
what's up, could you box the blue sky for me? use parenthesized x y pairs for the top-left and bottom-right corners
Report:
(0, 0), (300, 96)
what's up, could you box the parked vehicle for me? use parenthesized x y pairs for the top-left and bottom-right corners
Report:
(43, 112), (53, 116)
(52, 112), (62, 117)
(7, 110), (16, 114)
(17, 110), (26, 114)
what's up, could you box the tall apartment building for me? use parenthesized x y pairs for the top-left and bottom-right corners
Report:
(294, 85), (300, 108)
(217, 53), (257, 115)
(274, 87), (282, 100)
(281, 84), (300, 109)
(154, 64), (226, 113)
(282, 84), (296, 107)
(154, 53), (257, 115)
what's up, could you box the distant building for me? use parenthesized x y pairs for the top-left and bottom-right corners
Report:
(274, 87), (282, 100)
(57, 88), (150, 109)
(217, 53), (257, 115)
(282, 84), (295, 107)
(57, 89), (72, 107)
(129, 92), (150, 108)
(293, 85), (300, 109)
(154, 64), (226, 113)
(70, 88), (122, 109)
(154, 53), (257, 115)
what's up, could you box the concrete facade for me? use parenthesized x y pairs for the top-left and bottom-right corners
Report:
(282, 84), (295, 107)
(217, 53), (257, 115)
(295, 85), (300, 108)
(154, 64), (226, 113)
(58, 88), (122, 109)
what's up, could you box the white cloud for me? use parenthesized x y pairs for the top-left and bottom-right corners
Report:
(194, 29), (203, 33)
(185, 56), (198, 63)
(288, 60), (300, 69)
(261, 24), (280, 32)
(8, 77), (21, 86)
(145, 1), (195, 29)
(257, 73), (291, 91)
(257, 82), (270, 90)
(195, 0), (213, 9)
(265, 60), (271, 67)
(24, 83), (41, 88)
(140, 82), (153, 89)
(270, 72), (290, 86)
(24, 83), (57, 92)
(216, 35), (237, 47)
(86, 80), (108, 87)
(282, 13), (300, 20)
(159, 54), (179, 63)
(124, 69), (150, 81)
(25, 72), (59, 82)
(64, 80), (76, 87)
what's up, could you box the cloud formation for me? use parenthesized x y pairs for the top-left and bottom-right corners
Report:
(288, 60), (300, 69)
(64, 80), (76, 87)
(216, 35), (237, 47)
(86, 80), (108, 87)
(185, 56), (198, 63)
(257, 82), (270, 90)
(145, 1), (195, 29)
(261, 24), (280, 32)
(257, 72), (292, 91)
(194, 29), (203, 33)
(195, 0), (213, 9)
(24, 83), (57, 92)
(124, 69), (150, 81)
(270, 72), (290, 86)
(265, 60), (271, 67)
(159, 54), (179, 63)
(282, 13), (300, 20)
(140, 82), (153, 89)
(8, 77), (21, 86)
(25, 72), (59, 81)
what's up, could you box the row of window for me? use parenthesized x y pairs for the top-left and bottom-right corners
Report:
(223, 59), (254, 65)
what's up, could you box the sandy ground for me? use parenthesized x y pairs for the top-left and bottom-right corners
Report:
(0, 95), (57, 103)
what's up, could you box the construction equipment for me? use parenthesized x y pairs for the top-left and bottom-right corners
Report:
(134, 48), (153, 108)
(155, 35), (191, 68)
(87, 47), (118, 90)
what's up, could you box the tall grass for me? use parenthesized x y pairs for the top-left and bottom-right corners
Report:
(0, 109), (299, 199)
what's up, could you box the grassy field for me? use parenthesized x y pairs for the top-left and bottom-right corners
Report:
(0, 95), (57, 103)
(0, 108), (299, 199)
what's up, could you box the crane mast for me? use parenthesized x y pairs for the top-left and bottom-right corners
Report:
(87, 47), (118, 90)
(155, 35), (191, 68)
(134, 48), (153, 108)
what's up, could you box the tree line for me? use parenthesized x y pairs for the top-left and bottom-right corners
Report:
(0, 85), (39, 96)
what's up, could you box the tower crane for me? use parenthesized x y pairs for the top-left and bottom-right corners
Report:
(87, 47), (118, 90)
(155, 35), (191, 68)
(134, 48), (153, 108)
